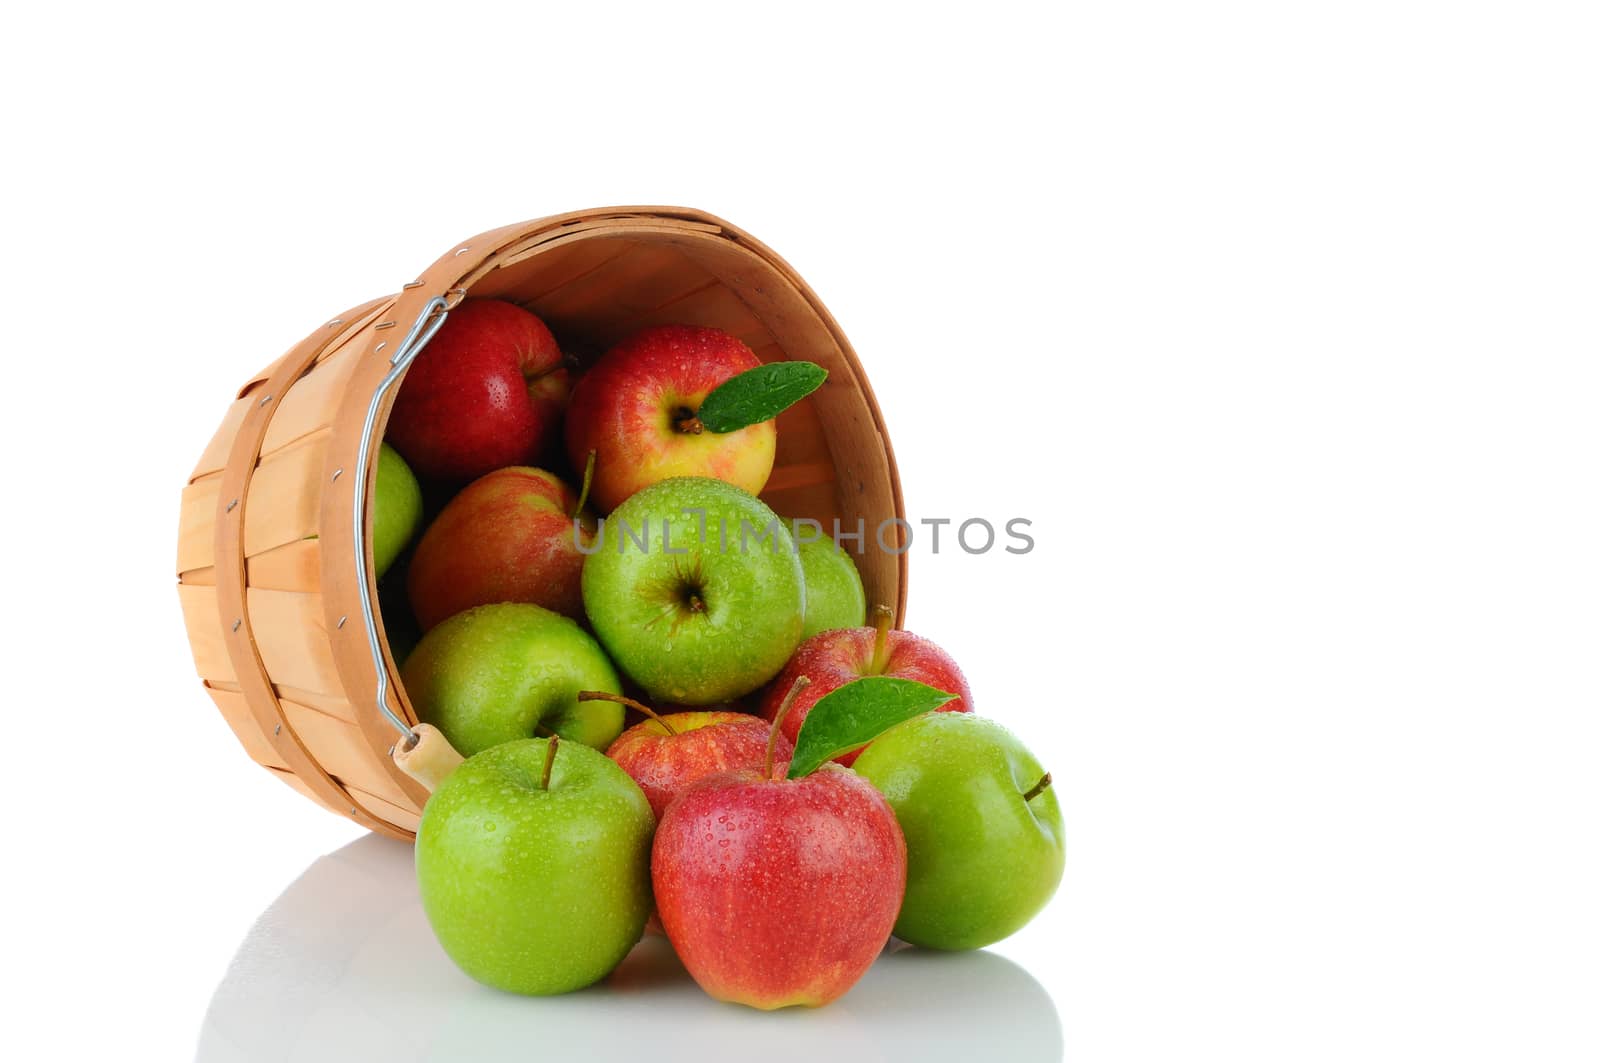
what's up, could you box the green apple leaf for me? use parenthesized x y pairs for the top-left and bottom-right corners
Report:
(786, 676), (956, 779)
(697, 361), (827, 433)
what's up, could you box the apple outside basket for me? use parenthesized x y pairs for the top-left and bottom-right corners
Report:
(176, 207), (908, 841)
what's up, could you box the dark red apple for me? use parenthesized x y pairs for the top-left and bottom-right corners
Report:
(652, 749), (905, 1008)
(387, 299), (569, 482)
(600, 697), (790, 818)
(563, 325), (776, 512)
(761, 606), (973, 766)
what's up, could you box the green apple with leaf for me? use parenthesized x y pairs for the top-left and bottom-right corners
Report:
(416, 736), (655, 995)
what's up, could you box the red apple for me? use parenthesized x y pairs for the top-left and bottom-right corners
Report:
(387, 299), (569, 482)
(407, 466), (593, 629)
(563, 325), (776, 512)
(761, 606), (973, 766)
(651, 705), (906, 1009)
(600, 696), (791, 818)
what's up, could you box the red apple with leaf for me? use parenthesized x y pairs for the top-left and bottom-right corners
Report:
(564, 324), (825, 512)
(387, 298), (570, 482)
(761, 605), (973, 766)
(652, 675), (954, 1010)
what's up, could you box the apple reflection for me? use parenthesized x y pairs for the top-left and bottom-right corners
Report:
(196, 834), (1062, 1062)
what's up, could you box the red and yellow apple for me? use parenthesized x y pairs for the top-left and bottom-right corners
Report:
(387, 299), (569, 482)
(761, 607), (973, 766)
(406, 466), (593, 630)
(563, 325), (776, 512)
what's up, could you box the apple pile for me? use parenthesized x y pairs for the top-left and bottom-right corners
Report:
(373, 299), (1063, 1009)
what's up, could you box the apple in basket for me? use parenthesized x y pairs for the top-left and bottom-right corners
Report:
(386, 298), (570, 482)
(581, 476), (805, 706)
(564, 325), (826, 512)
(795, 534), (867, 639)
(406, 465), (595, 630)
(401, 602), (626, 757)
(371, 443), (423, 581)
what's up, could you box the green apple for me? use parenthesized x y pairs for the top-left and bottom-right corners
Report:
(416, 737), (655, 994)
(853, 713), (1063, 949)
(401, 603), (625, 756)
(581, 476), (804, 704)
(373, 443), (423, 580)
(796, 536), (867, 640)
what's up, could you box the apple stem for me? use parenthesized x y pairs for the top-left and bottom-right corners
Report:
(672, 406), (705, 435)
(573, 449), (596, 519)
(1022, 772), (1053, 802)
(766, 675), (810, 779)
(578, 690), (677, 735)
(540, 734), (560, 791)
(868, 604), (894, 675)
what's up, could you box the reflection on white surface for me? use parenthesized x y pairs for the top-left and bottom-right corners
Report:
(196, 834), (1062, 1062)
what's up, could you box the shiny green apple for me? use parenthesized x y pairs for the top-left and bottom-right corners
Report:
(400, 603), (624, 756)
(853, 713), (1063, 949)
(416, 737), (655, 994)
(581, 477), (804, 704)
(796, 536), (867, 640)
(373, 442), (423, 580)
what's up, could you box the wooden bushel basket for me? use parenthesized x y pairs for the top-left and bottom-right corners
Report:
(176, 207), (907, 841)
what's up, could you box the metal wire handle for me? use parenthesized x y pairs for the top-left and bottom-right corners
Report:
(352, 293), (458, 741)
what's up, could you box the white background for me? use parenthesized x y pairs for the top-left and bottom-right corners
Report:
(4, 2), (1597, 1059)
